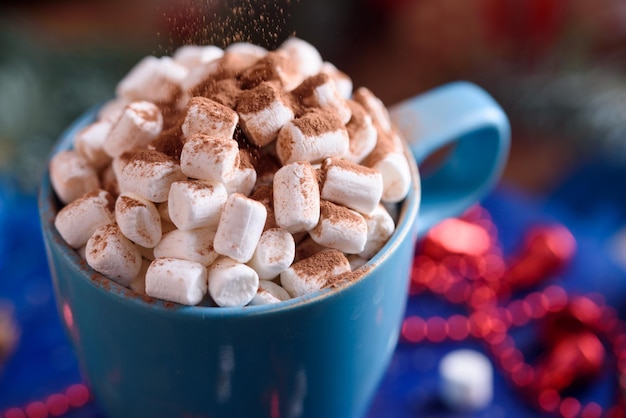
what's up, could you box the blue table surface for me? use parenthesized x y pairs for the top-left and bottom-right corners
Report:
(1, 158), (626, 417)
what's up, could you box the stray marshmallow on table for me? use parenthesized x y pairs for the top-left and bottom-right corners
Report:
(439, 349), (494, 411)
(51, 36), (415, 307)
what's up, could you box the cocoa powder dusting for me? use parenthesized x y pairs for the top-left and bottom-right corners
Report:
(238, 52), (288, 90)
(152, 124), (185, 160)
(236, 82), (278, 114)
(293, 109), (343, 136)
(292, 249), (346, 279)
(118, 195), (146, 214)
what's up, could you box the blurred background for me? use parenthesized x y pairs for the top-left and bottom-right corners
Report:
(2, 0), (626, 417)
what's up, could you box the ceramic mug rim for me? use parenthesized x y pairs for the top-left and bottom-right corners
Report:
(38, 104), (421, 319)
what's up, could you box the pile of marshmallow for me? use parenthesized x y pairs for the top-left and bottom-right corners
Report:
(50, 37), (413, 307)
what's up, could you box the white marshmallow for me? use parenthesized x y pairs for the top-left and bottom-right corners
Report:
(309, 201), (368, 254)
(353, 87), (392, 133)
(439, 349), (493, 411)
(116, 56), (188, 104)
(239, 51), (295, 90)
(103, 101), (163, 158)
(320, 62), (353, 99)
(223, 150), (257, 196)
(293, 73), (352, 124)
(173, 44), (224, 69)
(129, 258), (151, 295)
(145, 257), (208, 306)
(54, 189), (115, 249)
(153, 227), (219, 266)
(118, 150), (186, 203)
(279, 37), (323, 84)
(280, 249), (351, 298)
(214, 193), (267, 263)
(97, 98), (129, 123)
(320, 158), (383, 215)
(168, 180), (228, 231)
(345, 101), (377, 164)
(207, 257), (259, 307)
(249, 185), (279, 231)
(348, 255), (369, 271)
(182, 97), (238, 140)
(115, 192), (162, 248)
(224, 42), (268, 72)
(272, 161), (320, 233)
(85, 224), (142, 287)
(359, 204), (396, 259)
(237, 82), (294, 147)
(249, 280), (291, 305)
(247, 228), (295, 280)
(180, 59), (222, 99)
(276, 110), (349, 165)
(74, 120), (113, 170)
(100, 164), (120, 198)
(180, 134), (240, 183)
(364, 149), (412, 203)
(49, 150), (100, 205)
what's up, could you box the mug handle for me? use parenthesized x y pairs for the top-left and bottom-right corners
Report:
(389, 81), (510, 236)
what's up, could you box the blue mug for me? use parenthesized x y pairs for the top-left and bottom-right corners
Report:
(39, 81), (509, 418)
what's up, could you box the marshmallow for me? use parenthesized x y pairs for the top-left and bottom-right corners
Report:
(114, 192), (162, 248)
(153, 227), (219, 266)
(85, 224), (143, 287)
(272, 161), (320, 233)
(50, 150), (100, 205)
(352, 87), (392, 133)
(168, 180), (228, 231)
(207, 257), (259, 307)
(181, 97), (239, 140)
(145, 257), (208, 306)
(129, 258), (151, 295)
(103, 101), (164, 158)
(173, 44), (224, 69)
(359, 204), (396, 259)
(97, 98), (129, 123)
(247, 228), (295, 280)
(439, 349), (494, 411)
(249, 185), (279, 230)
(74, 120), (113, 169)
(278, 37), (323, 86)
(362, 131), (412, 203)
(280, 249), (351, 298)
(239, 51), (295, 90)
(320, 62), (353, 99)
(249, 280), (291, 305)
(100, 165), (120, 198)
(180, 60), (223, 100)
(348, 255), (369, 271)
(118, 150), (186, 203)
(309, 201), (368, 254)
(237, 82), (295, 147)
(214, 193), (267, 263)
(223, 150), (257, 196)
(276, 110), (349, 165)
(54, 189), (115, 249)
(180, 133), (240, 183)
(345, 101), (377, 163)
(223, 42), (268, 72)
(320, 158), (383, 215)
(116, 56), (188, 104)
(292, 73), (352, 124)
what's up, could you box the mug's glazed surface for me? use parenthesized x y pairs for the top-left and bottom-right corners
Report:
(39, 81), (509, 418)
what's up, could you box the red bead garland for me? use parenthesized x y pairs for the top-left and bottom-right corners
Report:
(401, 206), (626, 417)
(0, 384), (90, 418)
